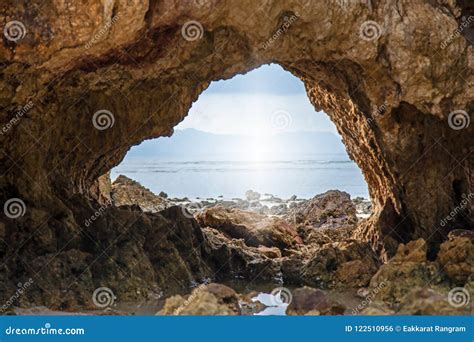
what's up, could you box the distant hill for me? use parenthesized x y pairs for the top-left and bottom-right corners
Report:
(126, 128), (347, 158)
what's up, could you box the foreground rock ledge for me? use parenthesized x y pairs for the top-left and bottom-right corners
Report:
(0, 1), (472, 308)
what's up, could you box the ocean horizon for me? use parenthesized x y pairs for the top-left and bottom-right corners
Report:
(111, 152), (369, 200)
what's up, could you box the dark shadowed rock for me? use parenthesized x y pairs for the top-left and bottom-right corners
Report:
(201, 227), (282, 282)
(196, 206), (302, 249)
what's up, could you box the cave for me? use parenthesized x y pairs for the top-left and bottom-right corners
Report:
(0, 1), (472, 312)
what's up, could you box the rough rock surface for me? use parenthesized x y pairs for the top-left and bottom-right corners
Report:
(111, 175), (171, 213)
(437, 233), (473, 285)
(158, 283), (240, 315)
(0, 0), (473, 308)
(369, 239), (441, 305)
(197, 206), (303, 249)
(201, 227), (282, 282)
(301, 240), (380, 288)
(287, 190), (358, 228)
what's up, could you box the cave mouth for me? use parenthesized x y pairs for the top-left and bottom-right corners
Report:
(110, 64), (371, 218)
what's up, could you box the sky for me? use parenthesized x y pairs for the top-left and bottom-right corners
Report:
(175, 64), (338, 136)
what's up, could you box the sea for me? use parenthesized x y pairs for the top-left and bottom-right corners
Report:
(110, 153), (369, 200)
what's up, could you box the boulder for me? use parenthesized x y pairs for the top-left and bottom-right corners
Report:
(196, 206), (302, 249)
(286, 190), (357, 228)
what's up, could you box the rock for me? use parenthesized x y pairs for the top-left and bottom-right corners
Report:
(437, 235), (473, 285)
(286, 190), (358, 228)
(158, 191), (168, 199)
(352, 197), (372, 216)
(269, 204), (288, 216)
(196, 206), (302, 249)
(448, 229), (474, 241)
(287, 287), (329, 315)
(302, 240), (379, 288)
(298, 225), (354, 245)
(369, 239), (441, 306)
(111, 175), (171, 213)
(157, 283), (240, 315)
(289, 195), (297, 201)
(201, 227), (282, 281)
(245, 190), (261, 201)
(89, 172), (113, 205)
(257, 246), (282, 259)
(397, 287), (473, 315)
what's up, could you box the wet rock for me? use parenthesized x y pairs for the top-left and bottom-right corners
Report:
(398, 287), (473, 315)
(437, 235), (473, 285)
(404, 287), (471, 314)
(111, 175), (171, 213)
(286, 190), (357, 228)
(196, 206), (302, 249)
(245, 190), (261, 201)
(287, 287), (336, 315)
(157, 283), (240, 315)
(369, 239), (441, 306)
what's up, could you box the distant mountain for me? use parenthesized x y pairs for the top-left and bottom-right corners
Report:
(126, 128), (347, 158)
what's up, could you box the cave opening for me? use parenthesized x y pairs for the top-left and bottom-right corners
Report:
(110, 64), (371, 219)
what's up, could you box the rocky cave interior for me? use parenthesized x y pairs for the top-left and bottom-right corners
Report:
(0, 0), (472, 315)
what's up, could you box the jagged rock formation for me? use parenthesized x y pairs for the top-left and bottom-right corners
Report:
(111, 175), (171, 212)
(0, 0), (473, 309)
(197, 206), (303, 249)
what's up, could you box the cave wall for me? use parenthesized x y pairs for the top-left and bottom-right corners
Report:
(0, 0), (473, 302)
